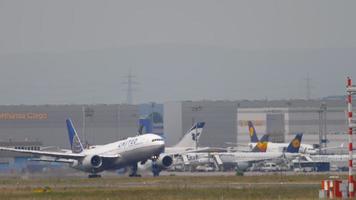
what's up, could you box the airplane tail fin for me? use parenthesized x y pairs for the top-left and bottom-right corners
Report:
(248, 121), (259, 143)
(174, 122), (205, 148)
(286, 133), (303, 153)
(251, 134), (269, 152)
(66, 118), (84, 153)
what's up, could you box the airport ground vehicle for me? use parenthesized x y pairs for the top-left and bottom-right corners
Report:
(260, 162), (280, 172)
(195, 165), (215, 172)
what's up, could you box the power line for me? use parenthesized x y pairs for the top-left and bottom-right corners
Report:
(122, 69), (138, 104)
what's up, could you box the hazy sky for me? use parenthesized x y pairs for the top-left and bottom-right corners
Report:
(0, 0), (355, 104)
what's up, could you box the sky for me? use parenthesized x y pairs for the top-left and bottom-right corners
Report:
(0, 0), (355, 104)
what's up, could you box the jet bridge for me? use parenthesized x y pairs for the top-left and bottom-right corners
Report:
(212, 154), (224, 171)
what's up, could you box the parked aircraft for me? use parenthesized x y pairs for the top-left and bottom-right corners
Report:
(0, 119), (169, 178)
(171, 133), (304, 172)
(247, 121), (317, 154)
(219, 133), (304, 171)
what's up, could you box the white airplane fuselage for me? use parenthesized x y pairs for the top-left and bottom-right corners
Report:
(248, 142), (316, 154)
(71, 134), (165, 173)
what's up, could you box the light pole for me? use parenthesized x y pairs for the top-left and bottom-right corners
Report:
(318, 102), (327, 154)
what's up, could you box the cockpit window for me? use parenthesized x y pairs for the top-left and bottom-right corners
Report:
(152, 138), (164, 142)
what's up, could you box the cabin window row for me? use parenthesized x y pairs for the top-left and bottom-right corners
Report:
(14, 146), (40, 150)
(152, 139), (164, 142)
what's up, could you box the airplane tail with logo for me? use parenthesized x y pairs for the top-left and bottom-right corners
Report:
(66, 118), (84, 153)
(286, 133), (303, 153)
(251, 134), (269, 152)
(174, 122), (205, 148)
(248, 121), (259, 143)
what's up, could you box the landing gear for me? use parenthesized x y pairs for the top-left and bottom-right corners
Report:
(151, 157), (162, 177)
(152, 162), (161, 176)
(129, 163), (141, 177)
(88, 174), (101, 178)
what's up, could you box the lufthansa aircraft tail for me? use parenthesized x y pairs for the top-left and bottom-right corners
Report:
(66, 118), (84, 153)
(174, 122), (205, 148)
(251, 134), (269, 152)
(286, 133), (303, 153)
(248, 121), (259, 143)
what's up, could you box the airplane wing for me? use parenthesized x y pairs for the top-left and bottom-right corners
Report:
(321, 143), (344, 151)
(187, 147), (227, 153)
(225, 142), (251, 147)
(29, 157), (76, 164)
(237, 157), (281, 163)
(0, 146), (121, 161)
(166, 147), (227, 155)
(0, 147), (85, 159)
(99, 154), (121, 159)
(233, 153), (286, 163)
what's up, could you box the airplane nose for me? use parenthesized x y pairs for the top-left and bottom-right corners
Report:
(157, 137), (165, 153)
(159, 144), (165, 153)
(150, 135), (165, 153)
(158, 140), (165, 150)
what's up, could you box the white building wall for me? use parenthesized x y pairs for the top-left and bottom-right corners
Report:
(163, 102), (182, 146)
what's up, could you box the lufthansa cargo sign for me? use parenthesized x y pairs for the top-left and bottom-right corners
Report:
(0, 112), (48, 120)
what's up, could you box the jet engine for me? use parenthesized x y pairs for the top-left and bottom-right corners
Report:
(82, 155), (103, 169)
(155, 154), (173, 169)
(236, 161), (251, 171)
(137, 154), (173, 176)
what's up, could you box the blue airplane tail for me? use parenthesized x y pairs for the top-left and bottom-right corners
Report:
(286, 133), (303, 153)
(248, 121), (259, 143)
(66, 118), (84, 153)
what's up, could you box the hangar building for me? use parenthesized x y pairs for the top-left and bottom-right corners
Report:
(0, 104), (139, 148)
(164, 101), (237, 147)
(164, 99), (349, 148)
(237, 99), (348, 148)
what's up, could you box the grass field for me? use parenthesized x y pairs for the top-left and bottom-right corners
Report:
(0, 174), (342, 200)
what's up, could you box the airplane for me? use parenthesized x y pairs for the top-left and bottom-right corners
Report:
(176, 132), (304, 172)
(217, 132), (304, 172)
(139, 122), (227, 175)
(138, 122), (212, 176)
(0, 118), (170, 178)
(246, 121), (317, 154)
